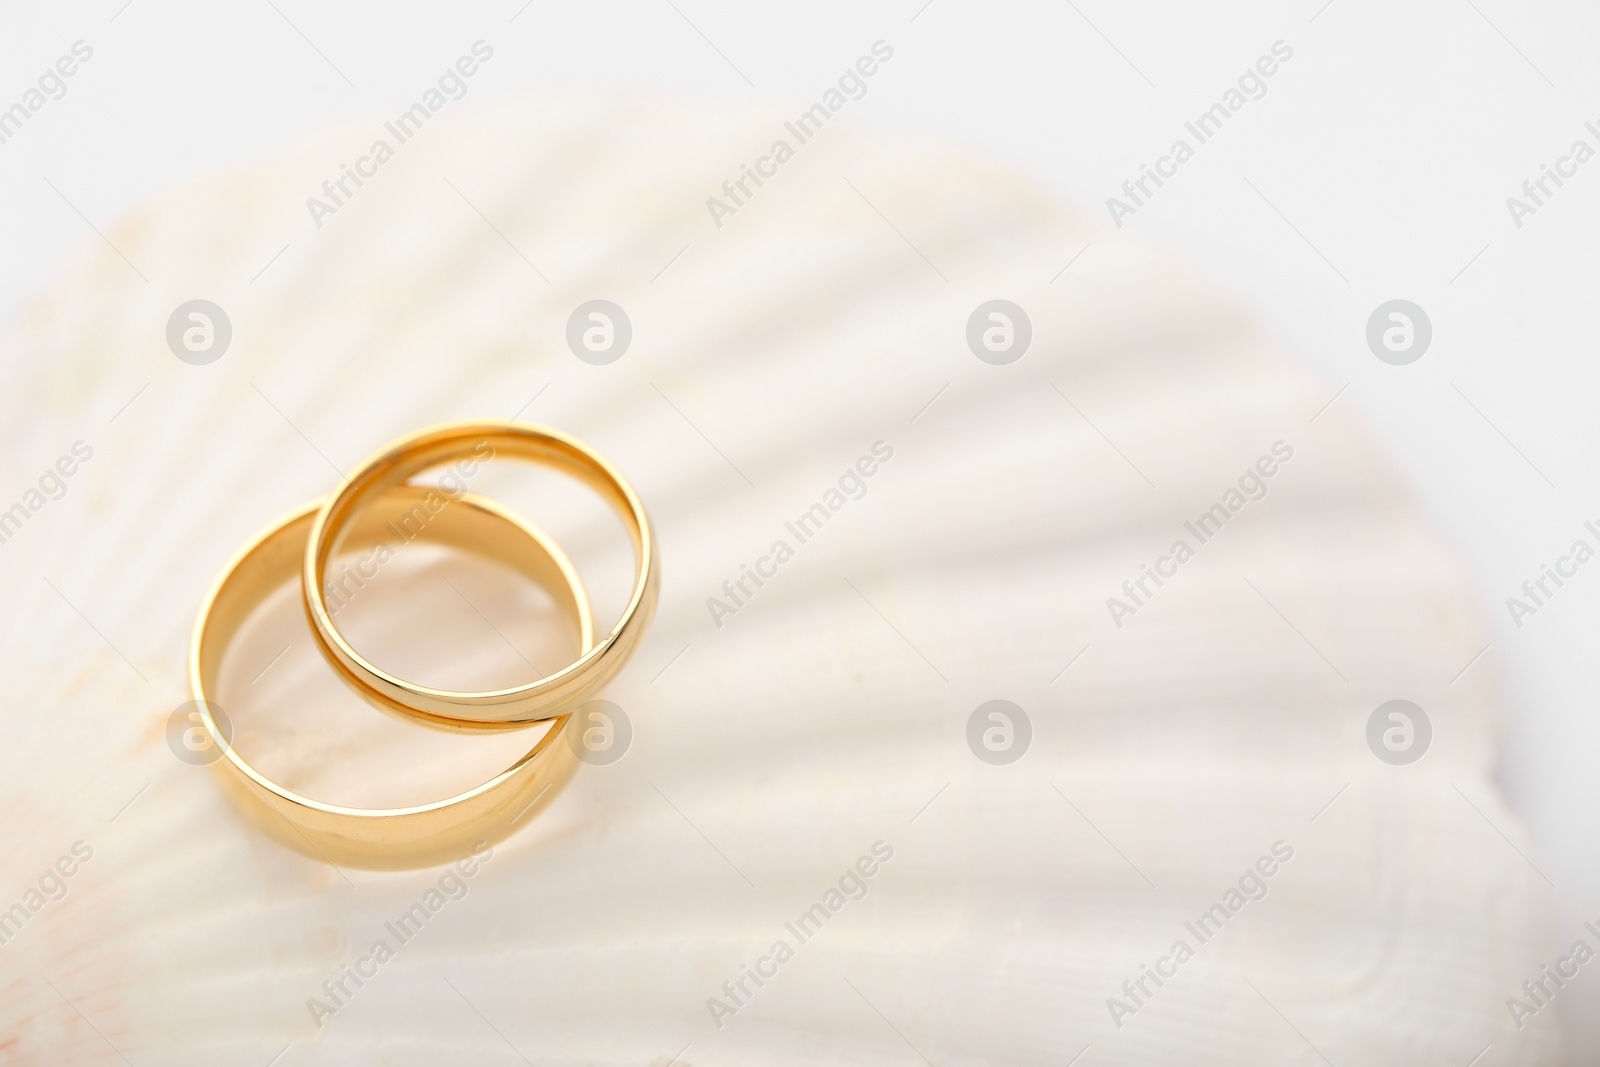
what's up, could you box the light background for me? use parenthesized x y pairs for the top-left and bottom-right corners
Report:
(1, 0), (1596, 1052)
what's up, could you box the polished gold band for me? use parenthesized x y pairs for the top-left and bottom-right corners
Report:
(303, 421), (659, 730)
(188, 485), (591, 869)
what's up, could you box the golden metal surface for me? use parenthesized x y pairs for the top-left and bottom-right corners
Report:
(303, 421), (659, 729)
(189, 485), (591, 869)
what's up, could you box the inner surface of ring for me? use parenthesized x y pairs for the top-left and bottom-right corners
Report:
(199, 486), (591, 809)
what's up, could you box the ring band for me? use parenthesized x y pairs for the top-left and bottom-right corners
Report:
(189, 485), (591, 869)
(303, 422), (659, 729)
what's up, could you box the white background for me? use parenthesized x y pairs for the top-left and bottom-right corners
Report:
(2, 0), (1597, 1052)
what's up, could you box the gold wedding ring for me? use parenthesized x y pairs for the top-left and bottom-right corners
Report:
(303, 422), (659, 730)
(189, 485), (591, 869)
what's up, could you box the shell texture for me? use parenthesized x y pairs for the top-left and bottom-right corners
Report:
(0, 100), (1564, 1064)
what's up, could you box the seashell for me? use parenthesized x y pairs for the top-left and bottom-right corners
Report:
(0, 99), (1564, 1064)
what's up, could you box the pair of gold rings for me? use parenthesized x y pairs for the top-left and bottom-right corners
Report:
(186, 422), (658, 869)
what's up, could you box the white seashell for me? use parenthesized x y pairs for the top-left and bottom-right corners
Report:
(0, 99), (1564, 1064)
